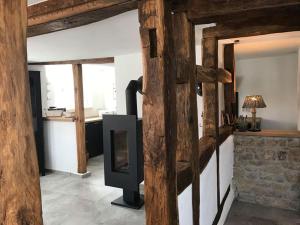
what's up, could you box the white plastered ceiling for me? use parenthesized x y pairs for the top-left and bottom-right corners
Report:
(27, 7), (300, 62)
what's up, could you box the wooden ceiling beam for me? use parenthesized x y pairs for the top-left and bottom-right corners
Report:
(27, 0), (137, 37)
(28, 57), (114, 65)
(196, 65), (232, 84)
(203, 5), (300, 39)
(187, 0), (300, 24)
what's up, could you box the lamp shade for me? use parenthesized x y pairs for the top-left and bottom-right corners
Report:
(242, 95), (266, 109)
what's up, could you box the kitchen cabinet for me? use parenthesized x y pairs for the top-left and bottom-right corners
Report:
(85, 120), (103, 158)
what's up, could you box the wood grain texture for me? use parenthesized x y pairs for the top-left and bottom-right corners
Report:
(139, 0), (179, 225)
(29, 57), (114, 65)
(203, 5), (300, 39)
(72, 64), (87, 174)
(223, 44), (235, 117)
(219, 126), (233, 145)
(202, 37), (221, 206)
(187, 0), (300, 24)
(172, 12), (200, 225)
(0, 1), (43, 224)
(202, 37), (219, 138)
(27, 0), (137, 37)
(196, 66), (232, 83)
(234, 130), (300, 138)
(176, 161), (192, 195)
(198, 137), (216, 174)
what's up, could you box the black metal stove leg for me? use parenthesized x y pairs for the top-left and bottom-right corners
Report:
(111, 188), (144, 209)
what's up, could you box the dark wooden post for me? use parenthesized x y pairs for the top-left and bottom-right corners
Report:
(173, 12), (200, 225)
(0, 1), (43, 224)
(72, 64), (87, 174)
(224, 44), (236, 118)
(202, 37), (219, 138)
(138, 0), (179, 224)
(202, 37), (221, 206)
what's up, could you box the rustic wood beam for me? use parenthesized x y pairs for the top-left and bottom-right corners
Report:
(139, 0), (179, 225)
(219, 126), (233, 146)
(198, 137), (216, 174)
(203, 5), (300, 39)
(0, 1), (43, 224)
(28, 57), (114, 65)
(196, 66), (232, 84)
(223, 44), (236, 117)
(173, 12), (199, 225)
(72, 64), (87, 174)
(177, 162), (192, 195)
(202, 38), (219, 137)
(27, 0), (137, 37)
(187, 0), (300, 24)
(202, 37), (220, 206)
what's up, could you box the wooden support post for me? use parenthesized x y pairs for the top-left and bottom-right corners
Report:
(138, 0), (179, 224)
(0, 1), (43, 224)
(202, 37), (219, 138)
(173, 12), (200, 225)
(202, 37), (221, 206)
(224, 44), (236, 117)
(72, 64), (87, 174)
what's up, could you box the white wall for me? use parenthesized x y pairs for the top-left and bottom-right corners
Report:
(178, 136), (235, 225)
(200, 152), (218, 225)
(115, 53), (143, 117)
(196, 45), (204, 137)
(236, 53), (298, 130)
(82, 64), (116, 112)
(298, 49), (300, 130)
(29, 64), (116, 114)
(43, 121), (78, 174)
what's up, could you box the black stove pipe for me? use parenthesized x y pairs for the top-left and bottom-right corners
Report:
(126, 77), (143, 116)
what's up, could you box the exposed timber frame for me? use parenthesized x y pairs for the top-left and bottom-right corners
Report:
(186, 0), (300, 24)
(173, 12), (200, 225)
(196, 66), (232, 84)
(29, 57), (114, 65)
(139, 1), (179, 225)
(0, 1), (43, 224)
(138, 1), (300, 225)
(2, 1), (300, 225)
(28, 0), (138, 37)
(198, 4), (300, 225)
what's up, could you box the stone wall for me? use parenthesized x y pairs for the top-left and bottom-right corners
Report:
(234, 135), (300, 211)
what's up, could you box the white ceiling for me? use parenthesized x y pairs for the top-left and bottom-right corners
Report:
(27, 8), (300, 62)
(26, 10), (210, 62)
(220, 32), (300, 59)
(27, 10), (141, 62)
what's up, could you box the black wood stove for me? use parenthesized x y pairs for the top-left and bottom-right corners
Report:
(103, 77), (144, 209)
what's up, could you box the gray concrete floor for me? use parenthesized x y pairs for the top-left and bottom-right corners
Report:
(41, 157), (300, 225)
(225, 201), (300, 225)
(40, 156), (145, 225)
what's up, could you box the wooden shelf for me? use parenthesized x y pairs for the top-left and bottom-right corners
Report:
(234, 130), (300, 138)
(43, 116), (75, 122)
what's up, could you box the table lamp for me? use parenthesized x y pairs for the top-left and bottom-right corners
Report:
(242, 95), (266, 132)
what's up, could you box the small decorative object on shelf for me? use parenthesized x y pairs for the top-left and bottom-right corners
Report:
(236, 115), (248, 132)
(242, 95), (266, 132)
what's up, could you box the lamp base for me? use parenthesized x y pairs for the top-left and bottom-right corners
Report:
(248, 128), (261, 132)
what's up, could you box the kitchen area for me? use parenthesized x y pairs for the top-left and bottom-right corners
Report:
(29, 62), (116, 175)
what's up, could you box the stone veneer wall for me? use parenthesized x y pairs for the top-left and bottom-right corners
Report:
(234, 135), (300, 211)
